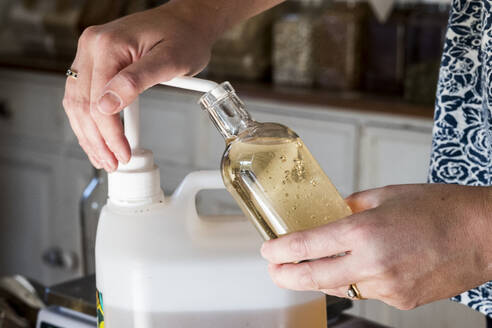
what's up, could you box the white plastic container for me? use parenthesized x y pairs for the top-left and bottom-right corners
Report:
(95, 78), (327, 328)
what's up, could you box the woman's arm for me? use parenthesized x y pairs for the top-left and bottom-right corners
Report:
(62, 0), (285, 171)
(261, 183), (492, 310)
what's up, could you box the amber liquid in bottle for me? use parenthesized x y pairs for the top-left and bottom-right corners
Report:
(201, 83), (352, 240)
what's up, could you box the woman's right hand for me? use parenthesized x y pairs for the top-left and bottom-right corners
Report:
(62, 2), (217, 172)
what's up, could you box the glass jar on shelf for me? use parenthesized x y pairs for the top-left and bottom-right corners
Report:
(404, 2), (450, 104)
(205, 10), (274, 81)
(272, 0), (323, 87)
(362, 1), (414, 94)
(314, 1), (368, 90)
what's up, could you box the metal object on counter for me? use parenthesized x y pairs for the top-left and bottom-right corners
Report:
(0, 275), (45, 328)
(44, 275), (96, 317)
(0, 298), (29, 328)
(80, 169), (107, 275)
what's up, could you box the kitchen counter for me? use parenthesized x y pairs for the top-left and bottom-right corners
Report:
(0, 61), (433, 120)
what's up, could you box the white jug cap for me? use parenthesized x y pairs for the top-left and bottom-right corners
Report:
(108, 148), (163, 206)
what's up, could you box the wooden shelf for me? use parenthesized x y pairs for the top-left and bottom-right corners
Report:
(0, 58), (435, 119)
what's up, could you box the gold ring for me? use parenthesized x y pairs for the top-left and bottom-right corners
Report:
(66, 68), (78, 80)
(347, 283), (363, 300)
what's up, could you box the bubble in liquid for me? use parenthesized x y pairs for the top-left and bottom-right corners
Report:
(296, 194), (300, 199)
(285, 193), (289, 197)
(310, 215), (316, 219)
(310, 179), (318, 186)
(280, 155), (287, 162)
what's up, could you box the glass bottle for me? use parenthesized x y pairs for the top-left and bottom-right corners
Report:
(200, 82), (352, 240)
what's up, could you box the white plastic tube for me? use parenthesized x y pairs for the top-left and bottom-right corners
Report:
(124, 98), (141, 150)
(160, 77), (218, 93)
(123, 77), (218, 151)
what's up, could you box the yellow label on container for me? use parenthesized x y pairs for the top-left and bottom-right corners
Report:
(97, 290), (104, 328)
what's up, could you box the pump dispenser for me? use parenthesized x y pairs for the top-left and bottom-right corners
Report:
(95, 78), (327, 328)
(108, 100), (163, 206)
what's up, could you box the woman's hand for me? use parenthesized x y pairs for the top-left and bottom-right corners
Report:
(62, 0), (285, 172)
(62, 2), (218, 171)
(261, 184), (492, 310)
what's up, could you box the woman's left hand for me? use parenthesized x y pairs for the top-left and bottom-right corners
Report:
(261, 184), (492, 310)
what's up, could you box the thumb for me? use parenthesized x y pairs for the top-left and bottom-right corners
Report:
(97, 46), (187, 115)
(344, 189), (382, 214)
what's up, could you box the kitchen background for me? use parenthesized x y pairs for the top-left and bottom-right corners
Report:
(0, 0), (486, 327)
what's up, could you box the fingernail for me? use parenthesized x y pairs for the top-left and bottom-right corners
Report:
(102, 160), (116, 173)
(260, 243), (268, 258)
(89, 155), (102, 169)
(108, 160), (117, 172)
(102, 161), (111, 172)
(116, 152), (129, 164)
(93, 160), (103, 169)
(98, 91), (122, 114)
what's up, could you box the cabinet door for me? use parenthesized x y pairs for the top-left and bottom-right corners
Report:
(0, 148), (53, 283)
(0, 145), (92, 285)
(253, 112), (358, 197)
(0, 74), (67, 143)
(359, 126), (432, 190)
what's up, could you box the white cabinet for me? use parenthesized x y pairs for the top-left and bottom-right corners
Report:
(359, 126), (433, 190)
(0, 146), (53, 282)
(253, 111), (358, 197)
(0, 144), (91, 285)
(0, 70), (92, 285)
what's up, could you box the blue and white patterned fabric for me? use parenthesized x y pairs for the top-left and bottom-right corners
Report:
(429, 0), (492, 317)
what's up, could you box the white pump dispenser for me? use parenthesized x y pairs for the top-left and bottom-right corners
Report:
(95, 77), (327, 328)
(109, 77), (217, 206)
(108, 99), (163, 206)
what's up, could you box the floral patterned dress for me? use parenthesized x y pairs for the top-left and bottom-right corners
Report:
(429, 0), (492, 317)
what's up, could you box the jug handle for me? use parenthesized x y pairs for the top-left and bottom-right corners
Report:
(171, 170), (225, 217)
(172, 170), (261, 247)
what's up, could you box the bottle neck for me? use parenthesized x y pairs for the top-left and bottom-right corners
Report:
(200, 82), (255, 141)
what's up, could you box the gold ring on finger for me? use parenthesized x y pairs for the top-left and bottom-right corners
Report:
(347, 283), (364, 300)
(66, 68), (78, 80)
